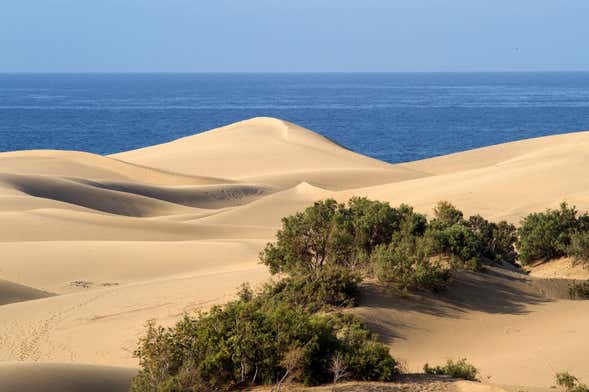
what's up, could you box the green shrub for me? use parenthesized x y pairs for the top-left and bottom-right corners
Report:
(396, 203), (428, 236)
(569, 280), (589, 299)
(429, 223), (482, 263)
(131, 293), (399, 391)
(489, 220), (518, 264)
(334, 314), (399, 382)
(260, 199), (345, 276)
(260, 198), (406, 276)
(555, 372), (589, 392)
(423, 358), (479, 381)
(568, 231), (589, 268)
(347, 197), (403, 257)
(262, 198), (520, 287)
(432, 201), (464, 228)
(428, 202), (517, 266)
(467, 215), (518, 264)
(373, 231), (451, 292)
(518, 203), (583, 264)
(261, 268), (361, 312)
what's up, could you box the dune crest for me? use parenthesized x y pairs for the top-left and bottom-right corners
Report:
(0, 280), (53, 306)
(112, 117), (398, 180)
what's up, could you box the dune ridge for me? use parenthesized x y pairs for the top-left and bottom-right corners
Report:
(1, 117), (589, 391)
(0, 279), (53, 306)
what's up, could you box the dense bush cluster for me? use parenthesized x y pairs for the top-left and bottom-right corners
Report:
(131, 287), (398, 391)
(429, 202), (518, 266)
(260, 268), (362, 312)
(260, 198), (408, 276)
(261, 198), (518, 295)
(372, 231), (451, 292)
(517, 203), (589, 265)
(423, 358), (479, 381)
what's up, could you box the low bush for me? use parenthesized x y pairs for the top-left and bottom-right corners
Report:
(429, 223), (482, 265)
(569, 280), (589, 299)
(333, 314), (399, 382)
(517, 203), (584, 264)
(556, 372), (589, 392)
(431, 201), (464, 228)
(423, 358), (479, 381)
(260, 198), (404, 276)
(131, 291), (399, 391)
(259, 199), (345, 276)
(262, 199), (520, 296)
(373, 231), (451, 292)
(261, 267), (361, 312)
(397, 203), (428, 236)
(467, 215), (518, 264)
(428, 202), (517, 266)
(568, 231), (589, 268)
(346, 197), (404, 257)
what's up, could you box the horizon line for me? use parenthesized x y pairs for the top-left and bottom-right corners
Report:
(2, 70), (589, 75)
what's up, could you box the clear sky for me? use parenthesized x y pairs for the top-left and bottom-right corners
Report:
(1, 0), (588, 73)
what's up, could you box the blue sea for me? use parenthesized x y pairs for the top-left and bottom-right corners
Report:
(2, 72), (589, 163)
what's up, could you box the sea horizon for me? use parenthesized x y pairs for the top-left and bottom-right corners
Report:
(2, 71), (589, 163)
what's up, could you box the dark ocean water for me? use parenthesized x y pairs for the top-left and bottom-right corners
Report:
(2, 72), (589, 163)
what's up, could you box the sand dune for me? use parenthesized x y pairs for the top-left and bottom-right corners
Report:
(0, 150), (227, 185)
(0, 362), (136, 392)
(242, 167), (426, 191)
(0, 240), (265, 293)
(75, 179), (273, 209)
(355, 268), (589, 387)
(1, 117), (589, 391)
(198, 182), (333, 227)
(0, 279), (53, 306)
(528, 257), (589, 280)
(0, 173), (195, 217)
(343, 130), (589, 222)
(112, 117), (400, 181)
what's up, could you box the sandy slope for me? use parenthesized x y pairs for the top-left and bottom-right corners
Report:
(112, 117), (425, 187)
(1, 117), (589, 391)
(355, 268), (589, 387)
(0, 362), (136, 392)
(252, 377), (512, 392)
(375, 131), (589, 221)
(0, 279), (53, 306)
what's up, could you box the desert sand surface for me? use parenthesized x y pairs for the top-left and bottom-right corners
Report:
(1, 117), (589, 391)
(0, 362), (135, 392)
(251, 375), (510, 392)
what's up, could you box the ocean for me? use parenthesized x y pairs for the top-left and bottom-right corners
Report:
(2, 72), (589, 163)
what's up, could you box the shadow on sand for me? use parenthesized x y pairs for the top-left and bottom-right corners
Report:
(355, 266), (550, 344)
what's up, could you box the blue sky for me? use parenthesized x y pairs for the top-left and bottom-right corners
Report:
(1, 0), (588, 72)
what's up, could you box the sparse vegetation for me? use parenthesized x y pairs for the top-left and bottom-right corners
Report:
(423, 358), (479, 381)
(555, 372), (589, 392)
(569, 280), (589, 299)
(132, 197), (589, 391)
